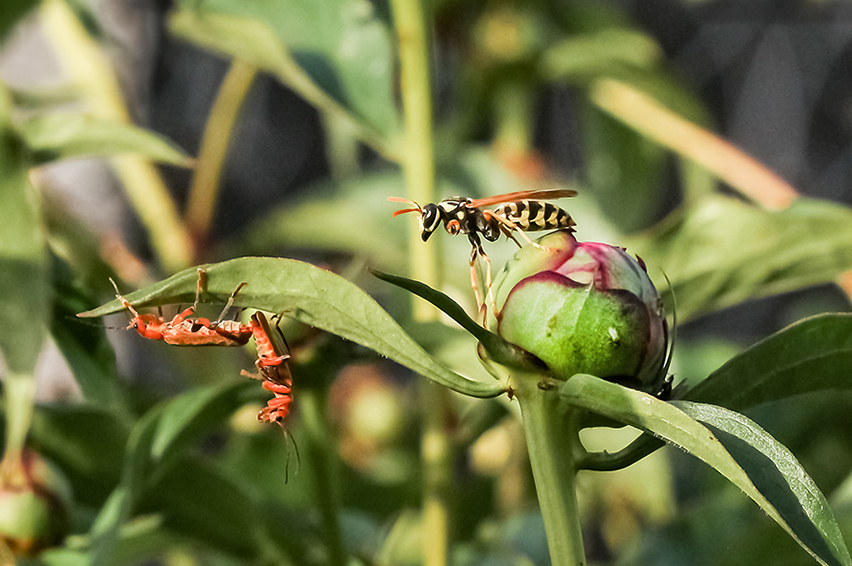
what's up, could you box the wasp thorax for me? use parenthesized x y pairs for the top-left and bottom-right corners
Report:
(487, 230), (668, 394)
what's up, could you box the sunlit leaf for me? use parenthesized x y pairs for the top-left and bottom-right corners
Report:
(674, 400), (851, 566)
(19, 113), (193, 167)
(632, 195), (852, 322)
(560, 374), (850, 566)
(169, 0), (399, 156)
(79, 258), (505, 398)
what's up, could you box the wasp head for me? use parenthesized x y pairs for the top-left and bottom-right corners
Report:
(389, 197), (443, 241)
(420, 203), (444, 240)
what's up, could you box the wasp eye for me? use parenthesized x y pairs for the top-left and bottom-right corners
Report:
(421, 206), (441, 239)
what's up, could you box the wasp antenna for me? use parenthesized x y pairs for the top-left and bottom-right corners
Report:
(388, 196), (422, 216)
(392, 207), (423, 218)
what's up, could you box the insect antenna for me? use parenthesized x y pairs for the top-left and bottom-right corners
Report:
(279, 425), (300, 483)
(388, 197), (423, 217)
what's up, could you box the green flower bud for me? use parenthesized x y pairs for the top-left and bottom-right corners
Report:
(489, 230), (668, 393)
(0, 451), (71, 555)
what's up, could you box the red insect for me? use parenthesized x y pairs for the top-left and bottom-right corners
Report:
(111, 268), (252, 346)
(245, 312), (293, 424)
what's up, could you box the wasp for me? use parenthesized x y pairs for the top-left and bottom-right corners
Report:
(389, 189), (578, 311)
(110, 268), (252, 346)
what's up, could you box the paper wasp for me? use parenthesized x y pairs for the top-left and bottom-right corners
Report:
(389, 189), (578, 311)
(110, 268), (252, 346)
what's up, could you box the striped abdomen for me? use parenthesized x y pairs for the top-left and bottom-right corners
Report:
(492, 200), (575, 231)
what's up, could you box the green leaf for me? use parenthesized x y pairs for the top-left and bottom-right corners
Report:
(632, 195), (852, 322)
(577, 102), (667, 232)
(148, 381), (256, 466)
(235, 172), (408, 264)
(370, 268), (544, 373)
(50, 254), (125, 410)
(0, 0), (37, 41)
(0, 99), (49, 376)
(540, 29), (662, 79)
(559, 374), (849, 566)
(684, 314), (852, 411)
(78, 257), (505, 398)
(89, 380), (258, 565)
(143, 456), (287, 561)
(29, 404), (127, 505)
(19, 113), (193, 167)
(169, 0), (399, 154)
(673, 400), (851, 566)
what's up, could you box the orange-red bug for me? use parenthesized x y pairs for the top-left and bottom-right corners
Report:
(245, 312), (293, 424)
(111, 268), (252, 346)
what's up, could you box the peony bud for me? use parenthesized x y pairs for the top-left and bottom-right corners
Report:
(0, 451), (72, 555)
(489, 230), (668, 393)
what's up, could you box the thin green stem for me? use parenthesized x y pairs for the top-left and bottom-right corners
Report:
(40, 0), (193, 273)
(299, 388), (347, 566)
(388, 2), (451, 565)
(515, 374), (586, 566)
(185, 59), (257, 248)
(0, 372), (37, 487)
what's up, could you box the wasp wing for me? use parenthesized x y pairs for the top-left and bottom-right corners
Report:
(469, 189), (578, 208)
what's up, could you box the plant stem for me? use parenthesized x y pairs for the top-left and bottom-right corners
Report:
(515, 374), (587, 566)
(388, 2), (452, 566)
(40, 0), (193, 273)
(185, 59), (257, 249)
(299, 388), (347, 566)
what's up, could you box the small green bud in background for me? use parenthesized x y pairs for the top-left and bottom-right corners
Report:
(0, 451), (71, 556)
(489, 230), (668, 393)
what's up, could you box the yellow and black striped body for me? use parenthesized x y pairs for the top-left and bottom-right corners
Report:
(490, 200), (575, 233)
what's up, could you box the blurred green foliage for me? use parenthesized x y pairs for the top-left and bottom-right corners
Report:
(1, 1), (852, 565)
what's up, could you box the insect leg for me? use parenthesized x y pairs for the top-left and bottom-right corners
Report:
(468, 234), (486, 311)
(215, 282), (248, 322)
(109, 278), (142, 325)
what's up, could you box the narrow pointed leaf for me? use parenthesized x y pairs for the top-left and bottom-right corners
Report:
(370, 268), (544, 372)
(674, 400), (851, 566)
(685, 314), (852, 411)
(78, 257), (504, 398)
(559, 374), (847, 566)
(20, 113), (193, 167)
(631, 196), (852, 322)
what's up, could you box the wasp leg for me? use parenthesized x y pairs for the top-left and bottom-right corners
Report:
(467, 233), (498, 320)
(481, 250), (498, 320)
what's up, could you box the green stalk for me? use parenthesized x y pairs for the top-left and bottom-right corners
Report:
(185, 59), (257, 247)
(299, 388), (346, 566)
(493, 79), (535, 156)
(387, 2), (452, 566)
(515, 373), (587, 566)
(40, 0), (193, 273)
